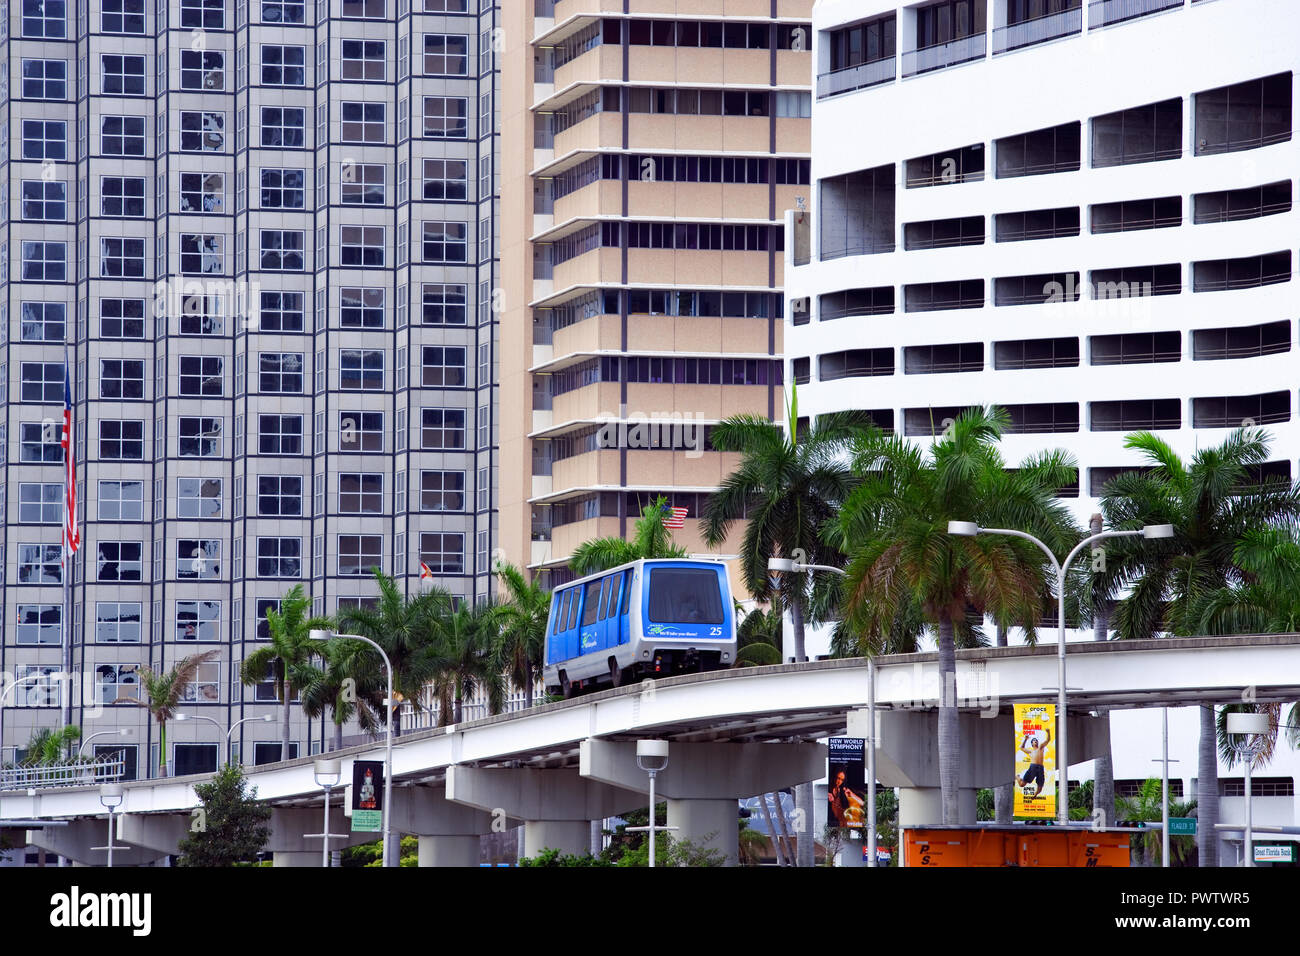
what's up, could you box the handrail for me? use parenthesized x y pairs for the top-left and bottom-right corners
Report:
(817, 56), (896, 98)
(993, 7), (1082, 55)
(1193, 201), (1292, 224)
(1089, 0), (1184, 29)
(1091, 214), (1182, 233)
(902, 33), (986, 78)
(1192, 341), (1290, 361)
(0, 755), (126, 791)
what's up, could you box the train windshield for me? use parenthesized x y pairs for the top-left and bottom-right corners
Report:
(646, 568), (724, 624)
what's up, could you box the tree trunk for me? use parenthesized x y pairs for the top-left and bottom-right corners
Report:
(281, 664), (291, 757)
(790, 592), (806, 663)
(796, 781), (815, 866)
(524, 674), (534, 709)
(158, 719), (167, 778)
(1090, 514), (1115, 827)
(772, 790), (796, 865)
(937, 617), (959, 825)
(333, 717), (344, 752)
(1197, 703), (1219, 867)
(759, 793), (786, 865)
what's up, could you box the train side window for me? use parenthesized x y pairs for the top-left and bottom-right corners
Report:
(621, 572), (632, 614)
(565, 589), (579, 630)
(604, 574), (622, 619)
(581, 579), (602, 626)
(599, 576), (614, 618)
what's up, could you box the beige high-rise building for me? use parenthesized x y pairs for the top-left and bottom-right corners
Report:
(500, 0), (812, 587)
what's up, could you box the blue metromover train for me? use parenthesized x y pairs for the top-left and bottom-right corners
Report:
(542, 558), (737, 697)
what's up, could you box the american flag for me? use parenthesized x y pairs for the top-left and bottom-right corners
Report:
(661, 505), (688, 530)
(61, 355), (80, 556)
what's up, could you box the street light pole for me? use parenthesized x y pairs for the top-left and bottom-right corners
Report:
(1227, 711), (1270, 867)
(99, 783), (123, 868)
(314, 759), (341, 868)
(948, 522), (1173, 825)
(225, 714), (275, 765)
(311, 629), (394, 867)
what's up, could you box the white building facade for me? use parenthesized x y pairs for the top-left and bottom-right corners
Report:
(788, 0), (1298, 863)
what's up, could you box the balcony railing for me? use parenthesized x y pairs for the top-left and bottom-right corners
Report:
(1089, 0), (1183, 28)
(1194, 409), (1291, 428)
(0, 754), (126, 791)
(1193, 198), (1292, 224)
(1192, 340), (1290, 361)
(820, 239), (896, 262)
(902, 33), (986, 78)
(1091, 348), (1182, 365)
(993, 7), (1083, 54)
(817, 57), (896, 98)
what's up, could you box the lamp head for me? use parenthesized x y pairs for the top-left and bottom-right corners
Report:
(261, 714), (274, 722)
(1226, 712), (1270, 736)
(314, 758), (342, 788)
(309, 628), (331, 643)
(767, 557), (796, 575)
(636, 738), (670, 773)
(1142, 524), (1175, 539)
(947, 521), (980, 537)
(175, 713), (190, 722)
(99, 782), (124, 809)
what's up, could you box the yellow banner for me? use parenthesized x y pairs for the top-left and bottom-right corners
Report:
(1013, 703), (1057, 819)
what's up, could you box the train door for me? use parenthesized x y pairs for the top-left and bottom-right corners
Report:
(579, 578), (603, 655)
(545, 588), (564, 665)
(619, 569), (633, 644)
(596, 575), (615, 650)
(563, 587), (581, 660)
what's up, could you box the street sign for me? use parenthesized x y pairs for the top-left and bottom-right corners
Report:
(1168, 817), (1196, 836)
(1254, 844), (1293, 863)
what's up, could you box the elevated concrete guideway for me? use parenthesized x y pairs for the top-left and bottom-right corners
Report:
(4, 634), (1299, 863)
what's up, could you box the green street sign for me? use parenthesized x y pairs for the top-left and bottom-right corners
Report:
(1254, 844), (1293, 863)
(1168, 817), (1196, 836)
(352, 809), (382, 833)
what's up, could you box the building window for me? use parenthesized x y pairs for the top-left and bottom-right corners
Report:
(180, 356), (224, 396)
(261, 107), (306, 148)
(177, 539), (221, 578)
(97, 542), (144, 582)
(422, 283), (467, 325)
(340, 350), (383, 390)
(101, 55), (146, 96)
(340, 288), (384, 328)
(180, 295), (224, 335)
(100, 359), (146, 399)
(340, 226), (384, 266)
(259, 353), (304, 393)
(258, 414), (303, 455)
(181, 111), (225, 152)
(338, 473), (382, 513)
(98, 480), (144, 521)
(100, 238), (145, 278)
(22, 0), (67, 37)
(102, 0), (145, 33)
(259, 292), (305, 332)
(262, 45), (306, 86)
(19, 422), (62, 462)
(420, 470), (465, 511)
(17, 544), (62, 584)
(178, 479), (223, 518)
(22, 241), (67, 281)
(95, 664), (140, 704)
(422, 221), (467, 262)
(419, 533), (464, 574)
(423, 34), (469, 76)
(180, 234), (224, 275)
(20, 303), (66, 343)
(342, 39), (386, 80)
(260, 168), (306, 209)
(341, 163), (385, 204)
(180, 50), (224, 91)
(101, 116), (146, 157)
(421, 408), (465, 449)
(21, 181), (66, 221)
(101, 299), (146, 339)
(180, 173), (225, 214)
(17, 605), (61, 644)
(20, 362), (63, 403)
(181, 0), (223, 27)
(101, 177), (147, 217)
(260, 230), (306, 270)
(263, 0), (305, 22)
(421, 159), (468, 202)
(99, 420), (145, 460)
(179, 417), (222, 457)
(96, 602), (142, 642)
(423, 96), (468, 138)
(1194, 73), (1292, 156)
(338, 535), (382, 576)
(341, 102), (386, 143)
(339, 411), (383, 452)
(23, 120), (66, 160)
(257, 537), (301, 578)
(22, 59), (67, 99)
(176, 600), (222, 642)
(342, 0), (384, 16)
(258, 475), (302, 516)
(421, 346), (466, 387)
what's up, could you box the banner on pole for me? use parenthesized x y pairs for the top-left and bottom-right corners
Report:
(1013, 703), (1057, 819)
(827, 737), (867, 830)
(351, 759), (385, 833)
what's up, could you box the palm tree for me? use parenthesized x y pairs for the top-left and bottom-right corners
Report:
(240, 585), (333, 756)
(20, 725), (82, 765)
(1116, 778), (1198, 867)
(123, 650), (220, 777)
(1095, 428), (1300, 866)
(492, 562), (550, 707)
(733, 604), (784, 666)
(834, 406), (1080, 824)
(701, 386), (872, 662)
(569, 495), (687, 576)
(337, 569), (455, 736)
(292, 638), (383, 751)
(433, 601), (506, 724)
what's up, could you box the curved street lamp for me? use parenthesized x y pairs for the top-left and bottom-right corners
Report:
(948, 521), (1174, 825)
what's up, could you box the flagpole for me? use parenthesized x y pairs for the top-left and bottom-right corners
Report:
(61, 348), (73, 732)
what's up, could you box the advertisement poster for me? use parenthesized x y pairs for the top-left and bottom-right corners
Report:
(351, 760), (385, 833)
(1013, 703), (1057, 819)
(827, 737), (867, 830)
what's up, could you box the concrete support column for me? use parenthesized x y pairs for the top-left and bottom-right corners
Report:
(417, 834), (480, 868)
(523, 820), (591, 858)
(837, 835), (867, 868)
(272, 851), (320, 867)
(665, 798), (739, 866)
(897, 787), (978, 827)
